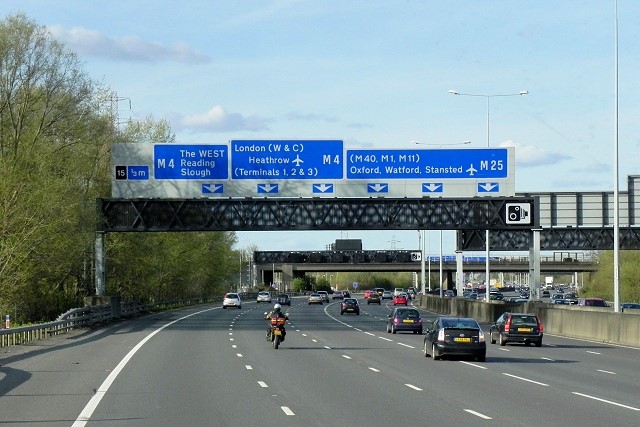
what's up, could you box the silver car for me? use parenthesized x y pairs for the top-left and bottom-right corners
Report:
(308, 293), (323, 305)
(223, 292), (242, 309)
(256, 291), (271, 303)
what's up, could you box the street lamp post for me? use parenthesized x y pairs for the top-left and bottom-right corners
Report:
(449, 89), (528, 302)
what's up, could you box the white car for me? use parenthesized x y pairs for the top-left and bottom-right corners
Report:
(393, 288), (405, 297)
(256, 291), (272, 303)
(223, 292), (242, 309)
(317, 291), (330, 302)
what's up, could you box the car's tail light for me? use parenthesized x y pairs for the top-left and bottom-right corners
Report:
(437, 329), (445, 342)
(504, 317), (512, 332)
(478, 329), (485, 343)
(416, 319), (423, 324)
(537, 316), (544, 332)
(394, 318), (400, 324)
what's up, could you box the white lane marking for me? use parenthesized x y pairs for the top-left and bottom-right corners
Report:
(228, 328), (233, 331)
(354, 328), (362, 331)
(460, 361), (488, 370)
(365, 332), (376, 336)
(229, 338), (234, 341)
(499, 348), (510, 352)
(324, 346), (332, 350)
(258, 381), (268, 388)
(301, 333), (307, 337)
(545, 343), (557, 347)
(245, 365), (253, 370)
(232, 344), (237, 348)
(464, 409), (492, 420)
(229, 332), (233, 336)
(342, 355), (352, 359)
(405, 384), (422, 391)
(572, 392), (640, 411)
(586, 350), (601, 355)
(71, 306), (219, 427)
(295, 329), (300, 332)
(379, 337), (393, 342)
(281, 406), (295, 416)
(597, 369), (616, 375)
(540, 357), (555, 361)
(398, 343), (415, 349)
(236, 353), (243, 358)
(312, 339), (318, 343)
(502, 373), (549, 387)
(369, 367), (380, 372)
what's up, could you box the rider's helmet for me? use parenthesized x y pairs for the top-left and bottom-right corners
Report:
(273, 303), (281, 313)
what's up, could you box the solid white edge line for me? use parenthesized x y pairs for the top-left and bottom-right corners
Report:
(464, 409), (492, 420)
(586, 350), (601, 355)
(502, 373), (549, 387)
(597, 369), (616, 375)
(398, 343), (415, 349)
(71, 307), (218, 427)
(572, 392), (640, 411)
(281, 406), (295, 416)
(405, 384), (423, 391)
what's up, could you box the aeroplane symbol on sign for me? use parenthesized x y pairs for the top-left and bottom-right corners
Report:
(466, 164), (478, 176)
(292, 155), (304, 167)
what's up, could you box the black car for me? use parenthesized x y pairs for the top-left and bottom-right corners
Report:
(489, 312), (543, 347)
(386, 307), (423, 334)
(340, 298), (360, 315)
(275, 294), (291, 306)
(423, 317), (486, 361)
(367, 293), (381, 305)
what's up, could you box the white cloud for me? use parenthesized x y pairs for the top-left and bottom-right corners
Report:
(498, 140), (571, 167)
(177, 106), (271, 132)
(47, 25), (211, 64)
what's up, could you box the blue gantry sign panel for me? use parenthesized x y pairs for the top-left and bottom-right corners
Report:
(346, 148), (508, 179)
(231, 140), (343, 180)
(154, 144), (229, 180)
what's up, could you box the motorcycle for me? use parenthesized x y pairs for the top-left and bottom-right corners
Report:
(264, 312), (288, 349)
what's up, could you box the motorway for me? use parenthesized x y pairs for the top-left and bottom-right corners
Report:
(0, 297), (639, 427)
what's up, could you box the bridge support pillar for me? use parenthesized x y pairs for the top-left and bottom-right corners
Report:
(529, 229), (541, 298)
(455, 250), (464, 296)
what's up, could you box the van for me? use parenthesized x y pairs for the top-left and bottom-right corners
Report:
(393, 288), (405, 297)
(578, 298), (608, 307)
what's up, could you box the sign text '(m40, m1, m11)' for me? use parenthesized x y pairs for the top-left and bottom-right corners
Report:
(154, 145), (228, 180)
(346, 148), (509, 179)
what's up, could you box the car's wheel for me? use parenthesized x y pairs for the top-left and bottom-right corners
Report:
(432, 344), (440, 360)
(386, 325), (391, 333)
(423, 340), (430, 357)
(499, 333), (507, 346)
(525, 341), (531, 346)
(223, 306), (227, 309)
(535, 340), (542, 347)
(238, 306), (241, 309)
(391, 325), (396, 334)
(477, 353), (486, 362)
(356, 312), (360, 315)
(490, 330), (496, 344)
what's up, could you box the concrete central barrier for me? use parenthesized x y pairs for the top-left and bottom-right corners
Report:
(418, 294), (640, 348)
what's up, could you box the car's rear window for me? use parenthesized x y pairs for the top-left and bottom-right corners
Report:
(225, 293), (238, 298)
(510, 315), (538, 326)
(397, 310), (420, 319)
(442, 318), (478, 329)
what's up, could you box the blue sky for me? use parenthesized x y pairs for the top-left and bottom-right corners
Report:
(3, 1), (638, 254)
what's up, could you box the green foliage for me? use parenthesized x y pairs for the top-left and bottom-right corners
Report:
(291, 277), (308, 292)
(314, 277), (332, 292)
(582, 251), (640, 302)
(0, 14), (240, 322)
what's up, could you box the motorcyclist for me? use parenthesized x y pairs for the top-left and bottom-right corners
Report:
(265, 303), (288, 340)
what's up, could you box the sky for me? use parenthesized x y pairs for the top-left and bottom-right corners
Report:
(2, 1), (639, 255)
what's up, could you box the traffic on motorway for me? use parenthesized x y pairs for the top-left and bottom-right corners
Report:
(2, 291), (639, 427)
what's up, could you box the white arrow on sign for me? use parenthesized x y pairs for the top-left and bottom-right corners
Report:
(478, 182), (499, 192)
(422, 183), (443, 193)
(367, 183), (388, 193)
(257, 184), (279, 193)
(202, 184), (223, 194)
(312, 183), (334, 193)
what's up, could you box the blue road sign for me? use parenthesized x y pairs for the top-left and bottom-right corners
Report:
(257, 183), (279, 193)
(154, 145), (228, 180)
(127, 166), (149, 180)
(231, 140), (343, 180)
(422, 182), (443, 193)
(202, 183), (224, 194)
(312, 183), (334, 194)
(478, 182), (500, 192)
(346, 148), (508, 179)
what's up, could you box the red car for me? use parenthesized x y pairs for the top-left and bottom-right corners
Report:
(393, 293), (408, 306)
(364, 290), (374, 299)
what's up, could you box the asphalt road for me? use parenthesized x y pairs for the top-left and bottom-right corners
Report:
(1, 297), (639, 426)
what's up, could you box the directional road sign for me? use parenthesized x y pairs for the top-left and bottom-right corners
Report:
(346, 148), (508, 179)
(154, 144), (228, 180)
(231, 140), (343, 180)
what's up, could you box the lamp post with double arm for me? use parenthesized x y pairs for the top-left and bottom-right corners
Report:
(449, 89), (529, 302)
